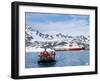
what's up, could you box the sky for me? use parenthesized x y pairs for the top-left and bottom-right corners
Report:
(25, 12), (89, 36)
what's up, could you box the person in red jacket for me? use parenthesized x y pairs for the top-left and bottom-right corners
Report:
(43, 48), (49, 57)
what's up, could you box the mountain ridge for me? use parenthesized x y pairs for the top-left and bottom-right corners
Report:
(25, 26), (90, 50)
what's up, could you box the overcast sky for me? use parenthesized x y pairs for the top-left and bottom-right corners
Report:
(25, 12), (89, 36)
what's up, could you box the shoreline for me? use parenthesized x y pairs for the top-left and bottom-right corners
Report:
(26, 48), (89, 53)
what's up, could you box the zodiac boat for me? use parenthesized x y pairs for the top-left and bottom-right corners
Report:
(38, 49), (56, 64)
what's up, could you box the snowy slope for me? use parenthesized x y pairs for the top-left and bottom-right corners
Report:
(25, 26), (90, 52)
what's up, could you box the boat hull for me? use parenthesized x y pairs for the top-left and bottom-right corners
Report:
(38, 59), (56, 64)
(54, 48), (85, 51)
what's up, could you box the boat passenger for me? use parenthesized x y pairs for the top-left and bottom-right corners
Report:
(43, 49), (49, 57)
(50, 51), (56, 60)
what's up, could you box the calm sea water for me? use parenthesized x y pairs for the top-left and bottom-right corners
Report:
(25, 50), (89, 68)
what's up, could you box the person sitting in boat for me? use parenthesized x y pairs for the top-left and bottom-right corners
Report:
(43, 48), (49, 56)
(49, 51), (56, 60)
(39, 52), (43, 60)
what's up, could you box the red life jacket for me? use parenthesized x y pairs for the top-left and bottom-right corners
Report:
(43, 51), (49, 57)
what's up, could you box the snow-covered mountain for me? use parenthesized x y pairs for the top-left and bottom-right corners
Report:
(25, 26), (90, 51)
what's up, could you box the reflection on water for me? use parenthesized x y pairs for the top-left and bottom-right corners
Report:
(25, 50), (89, 68)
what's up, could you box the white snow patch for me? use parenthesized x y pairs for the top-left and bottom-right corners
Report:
(26, 47), (54, 52)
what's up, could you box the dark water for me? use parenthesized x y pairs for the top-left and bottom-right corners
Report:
(25, 50), (89, 68)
